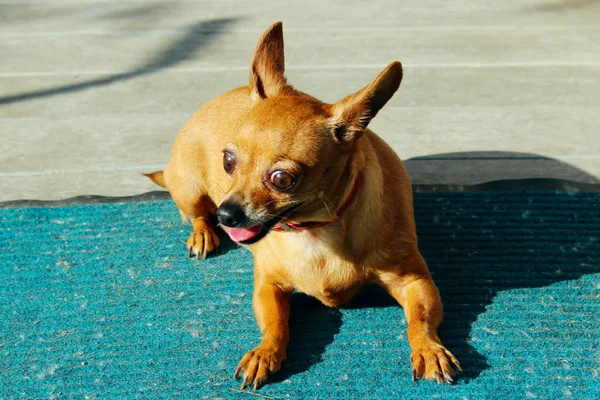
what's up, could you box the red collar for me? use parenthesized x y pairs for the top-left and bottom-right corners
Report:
(273, 172), (361, 232)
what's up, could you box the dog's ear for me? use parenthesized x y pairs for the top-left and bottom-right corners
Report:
(329, 62), (403, 143)
(249, 22), (288, 100)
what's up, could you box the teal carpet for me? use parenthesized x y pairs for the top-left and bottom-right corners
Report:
(1, 192), (599, 399)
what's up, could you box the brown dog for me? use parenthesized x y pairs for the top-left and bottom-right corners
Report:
(147, 22), (460, 389)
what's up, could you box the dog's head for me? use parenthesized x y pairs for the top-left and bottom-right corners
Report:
(218, 22), (403, 244)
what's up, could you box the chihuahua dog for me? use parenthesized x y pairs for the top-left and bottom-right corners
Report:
(147, 22), (460, 389)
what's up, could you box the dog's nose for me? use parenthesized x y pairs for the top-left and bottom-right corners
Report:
(217, 202), (247, 227)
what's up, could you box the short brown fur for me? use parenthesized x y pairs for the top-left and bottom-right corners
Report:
(147, 22), (460, 389)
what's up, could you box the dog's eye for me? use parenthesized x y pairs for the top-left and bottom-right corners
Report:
(270, 170), (295, 191)
(223, 152), (236, 174)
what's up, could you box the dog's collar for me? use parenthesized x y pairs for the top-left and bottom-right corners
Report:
(273, 172), (361, 232)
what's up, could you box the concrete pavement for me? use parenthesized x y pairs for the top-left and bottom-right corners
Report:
(1, 0), (599, 201)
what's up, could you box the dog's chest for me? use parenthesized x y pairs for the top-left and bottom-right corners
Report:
(280, 233), (367, 307)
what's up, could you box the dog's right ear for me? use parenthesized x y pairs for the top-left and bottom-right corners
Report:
(249, 22), (288, 100)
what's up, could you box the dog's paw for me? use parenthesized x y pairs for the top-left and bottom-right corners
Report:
(410, 342), (461, 384)
(186, 222), (220, 260)
(234, 347), (285, 391)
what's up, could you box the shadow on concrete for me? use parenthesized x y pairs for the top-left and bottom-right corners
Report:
(97, 3), (172, 21)
(405, 151), (600, 192)
(0, 18), (237, 105)
(527, 0), (600, 12)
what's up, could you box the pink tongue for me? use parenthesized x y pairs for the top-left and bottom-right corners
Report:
(222, 225), (264, 243)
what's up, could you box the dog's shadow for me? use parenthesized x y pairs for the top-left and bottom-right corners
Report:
(416, 192), (600, 381)
(271, 294), (343, 383)
(270, 192), (600, 383)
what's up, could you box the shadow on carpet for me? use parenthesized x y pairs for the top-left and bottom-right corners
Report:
(0, 192), (598, 399)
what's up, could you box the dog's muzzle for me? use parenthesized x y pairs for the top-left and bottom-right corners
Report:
(217, 202), (303, 244)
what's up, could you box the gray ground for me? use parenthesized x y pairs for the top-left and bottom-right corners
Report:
(1, 0), (599, 202)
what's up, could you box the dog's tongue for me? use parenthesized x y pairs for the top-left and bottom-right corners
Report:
(222, 224), (263, 243)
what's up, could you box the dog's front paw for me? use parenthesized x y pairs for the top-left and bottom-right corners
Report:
(186, 219), (220, 259)
(234, 347), (285, 390)
(411, 342), (461, 384)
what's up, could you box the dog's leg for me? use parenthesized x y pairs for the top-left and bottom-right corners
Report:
(184, 196), (220, 259)
(235, 278), (291, 390)
(377, 248), (461, 383)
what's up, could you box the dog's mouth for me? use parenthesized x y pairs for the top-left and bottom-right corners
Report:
(221, 203), (303, 245)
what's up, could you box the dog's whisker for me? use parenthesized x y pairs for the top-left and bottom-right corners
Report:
(261, 199), (278, 208)
(322, 199), (333, 218)
(260, 212), (290, 221)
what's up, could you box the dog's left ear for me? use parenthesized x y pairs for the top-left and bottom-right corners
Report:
(250, 22), (288, 100)
(329, 62), (403, 143)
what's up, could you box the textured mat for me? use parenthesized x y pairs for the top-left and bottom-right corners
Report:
(1, 192), (599, 399)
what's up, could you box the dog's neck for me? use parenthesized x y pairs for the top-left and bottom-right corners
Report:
(273, 172), (361, 232)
